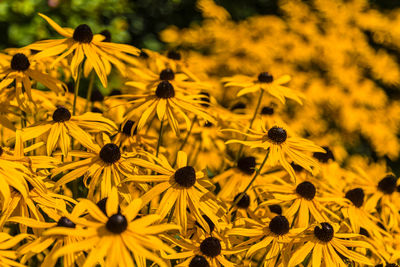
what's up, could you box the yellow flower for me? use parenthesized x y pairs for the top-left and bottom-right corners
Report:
(0, 52), (66, 108)
(288, 222), (373, 267)
(122, 151), (222, 234)
(45, 188), (179, 267)
(0, 233), (32, 267)
(225, 125), (325, 180)
(222, 73), (303, 104)
(28, 13), (140, 87)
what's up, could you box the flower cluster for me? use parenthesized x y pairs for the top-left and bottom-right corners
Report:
(0, 1), (399, 266)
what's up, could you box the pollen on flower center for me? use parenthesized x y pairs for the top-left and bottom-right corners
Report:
(106, 213), (128, 234)
(345, 188), (364, 207)
(73, 24), (93, 43)
(269, 215), (289, 235)
(267, 126), (287, 144)
(57, 216), (76, 228)
(258, 72), (273, 83)
(189, 255), (210, 267)
(237, 156), (256, 175)
(11, 53), (30, 71)
(99, 143), (121, 164)
(378, 174), (397, 194)
(52, 107), (71, 122)
(174, 166), (196, 188)
(159, 68), (175, 81)
(314, 222), (334, 242)
(234, 192), (251, 209)
(121, 120), (137, 136)
(156, 81), (175, 99)
(296, 181), (316, 200)
(200, 237), (221, 257)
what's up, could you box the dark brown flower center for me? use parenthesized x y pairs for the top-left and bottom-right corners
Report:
(174, 166), (196, 188)
(73, 24), (93, 43)
(106, 213), (127, 234)
(313, 146), (335, 163)
(52, 107), (71, 122)
(11, 53), (30, 71)
(190, 255), (210, 267)
(57, 216), (76, 228)
(296, 181), (316, 200)
(345, 188), (364, 208)
(233, 192), (250, 209)
(378, 174), (397, 194)
(200, 237), (221, 257)
(267, 126), (287, 144)
(99, 143), (121, 164)
(314, 222), (334, 242)
(237, 156), (256, 175)
(159, 68), (175, 81)
(156, 81), (175, 99)
(258, 72), (273, 83)
(269, 215), (289, 235)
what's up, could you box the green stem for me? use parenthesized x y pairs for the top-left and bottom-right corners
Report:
(84, 71), (95, 112)
(72, 64), (83, 116)
(236, 90), (264, 161)
(229, 148), (270, 212)
(173, 115), (197, 167)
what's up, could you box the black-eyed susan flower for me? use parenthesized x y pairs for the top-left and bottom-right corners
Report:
(112, 120), (157, 152)
(228, 215), (303, 266)
(162, 233), (239, 267)
(0, 52), (66, 108)
(46, 188), (179, 267)
(222, 72), (303, 104)
(122, 151), (223, 234)
(288, 222), (373, 266)
(21, 107), (115, 157)
(28, 14), (140, 87)
(118, 80), (214, 136)
(225, 125), (325, 180)
(51, 136), (136, 198)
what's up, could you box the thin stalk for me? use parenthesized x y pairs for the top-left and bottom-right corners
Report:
(84, 71), (95, 112)
(173, 115), (197, 167)
(236, 90), (264, 160)
(229, 148), (270, 212)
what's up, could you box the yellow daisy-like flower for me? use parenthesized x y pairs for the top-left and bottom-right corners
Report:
(288, 222), (373, 267)
(46, 188), (179, 267)
(222, 72), (303, 104)
(225, 125), (325, 180)
(28, 13), (140, 87)
(9, 205), (85, 267)
(228, 215), (303, 266)
(162, 233), (238, 267)
(21, 107), (116, 157)
(51, 136), (136, 198)
(122, 151), (222, 234)
(0, 52), (66, 108)
(119, 80), (214, 136)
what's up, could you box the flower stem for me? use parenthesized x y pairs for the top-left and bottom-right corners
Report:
(84, 71), (95, 112)
(236, 90), (264, 161)
(229, 148), (269, 212)
(72, 64), (83, 116)
(173, 115), (197, 167)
